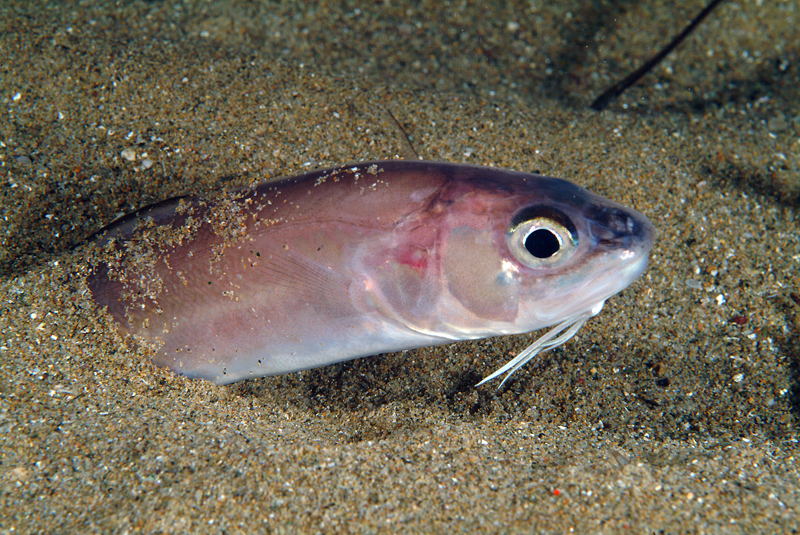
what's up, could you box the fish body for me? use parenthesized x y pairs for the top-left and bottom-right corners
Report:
(88, 160), (654, 385)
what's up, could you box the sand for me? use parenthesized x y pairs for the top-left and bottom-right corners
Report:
(1, 0), (798, 533)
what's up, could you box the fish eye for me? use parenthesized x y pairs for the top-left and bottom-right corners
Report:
(507, 207), (578, 269)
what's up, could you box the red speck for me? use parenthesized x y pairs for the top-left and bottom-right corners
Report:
(730, 315), (747, 326)
(395, 244), (430, 272)
(552, 488), (561, 496)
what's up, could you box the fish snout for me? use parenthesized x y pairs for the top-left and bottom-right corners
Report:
(587, 205), (654, 255)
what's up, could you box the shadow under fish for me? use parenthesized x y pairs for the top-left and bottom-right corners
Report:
(87, 160), (654, 386)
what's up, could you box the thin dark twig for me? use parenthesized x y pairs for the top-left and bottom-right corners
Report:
(590, 0), (726, 111)
(379, 105), (420, 160)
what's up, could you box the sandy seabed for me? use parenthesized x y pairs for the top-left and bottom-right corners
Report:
(1, 0), (799, 533)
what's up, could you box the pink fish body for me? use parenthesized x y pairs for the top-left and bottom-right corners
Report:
(88, 161), (654, 385)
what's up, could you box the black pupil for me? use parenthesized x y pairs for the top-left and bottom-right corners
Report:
(525, 229), (560, 259)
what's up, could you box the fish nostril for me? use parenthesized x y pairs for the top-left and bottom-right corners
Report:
(608, 209), (631, 235)
(587, 207), (644, 246)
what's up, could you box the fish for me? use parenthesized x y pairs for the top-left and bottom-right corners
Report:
(87, 160), (654, 386)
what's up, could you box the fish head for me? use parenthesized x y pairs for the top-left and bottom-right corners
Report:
(500, 175), (654, 328)
(391, 165), (655, 338)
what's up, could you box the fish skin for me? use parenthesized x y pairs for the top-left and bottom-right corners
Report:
(87, 160), (654, 385)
